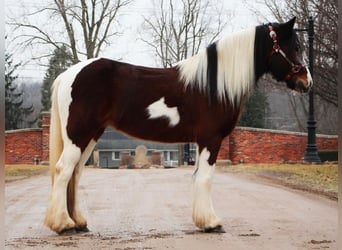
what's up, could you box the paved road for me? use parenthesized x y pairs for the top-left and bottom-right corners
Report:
(5, 168), (337, 249)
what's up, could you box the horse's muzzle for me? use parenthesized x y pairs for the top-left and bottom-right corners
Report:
(295, 79), (310, 93)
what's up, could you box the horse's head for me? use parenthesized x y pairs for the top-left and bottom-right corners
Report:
(266, 17), (312, 93)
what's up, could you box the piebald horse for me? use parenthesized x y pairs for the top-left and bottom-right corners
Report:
(45, 17), (312, 234)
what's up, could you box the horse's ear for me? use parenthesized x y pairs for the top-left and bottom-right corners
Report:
(286, 17), (296, 29)
(279, 17), (296, 38)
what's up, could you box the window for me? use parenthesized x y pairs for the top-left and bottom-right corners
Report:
(112, 151), (120, 160)
(169, 151), (178, 161)
(162, 151), (179, 161)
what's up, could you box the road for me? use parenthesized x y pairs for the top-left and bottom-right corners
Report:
(5, 167), (337, 249)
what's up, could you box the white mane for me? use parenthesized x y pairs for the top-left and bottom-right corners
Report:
(177, 27), (256, 104)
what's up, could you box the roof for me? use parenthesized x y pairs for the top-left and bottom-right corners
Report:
(94, 128), (179, 151)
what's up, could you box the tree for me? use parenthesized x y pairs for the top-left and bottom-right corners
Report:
(141, 0), (230, 164)
(246, 0), (338, 107)
(8, 0), (133, 63)
(5, 52), (35, 130)
(41, 45), (73, 111)
(141, 0), (229, 67)
(239, 88), (269, 128)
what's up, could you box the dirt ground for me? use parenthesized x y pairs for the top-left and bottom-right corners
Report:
(5, 167), (337, 249)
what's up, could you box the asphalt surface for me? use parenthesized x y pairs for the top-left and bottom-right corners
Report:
(5, 167), (337, 249)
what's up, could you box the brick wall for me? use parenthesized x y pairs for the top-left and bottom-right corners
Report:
(5, 128), (42, 164)
(5, 113), (338, 165)
(5, 112), (51, 165)
(217, 127), (338, 164)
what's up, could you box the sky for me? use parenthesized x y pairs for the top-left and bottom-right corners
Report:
(5, 0), (273, 82)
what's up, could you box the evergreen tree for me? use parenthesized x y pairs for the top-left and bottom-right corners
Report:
(239, 88), (269, 128)
(5, 52), (35, 130)
(41, 45), (73, 111)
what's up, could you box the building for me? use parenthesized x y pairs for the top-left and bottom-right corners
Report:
(94, 128), (196, 168)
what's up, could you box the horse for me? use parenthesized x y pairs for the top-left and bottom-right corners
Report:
(44, 17), (312, 234)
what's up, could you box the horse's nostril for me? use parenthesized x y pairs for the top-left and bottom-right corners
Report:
(296, 79), (309, 93)
(297, 80), (304, 89)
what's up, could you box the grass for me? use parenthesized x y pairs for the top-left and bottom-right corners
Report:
(218, 164), (338, 200)
(5, 164), (49, 181)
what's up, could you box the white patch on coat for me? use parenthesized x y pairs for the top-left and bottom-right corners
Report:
(192, 147), (221, 229)
(147, 97), (180, 127)
(302, 53), (313, 88)
(54, 58), (101, 142)
(306, 66), (313, 88)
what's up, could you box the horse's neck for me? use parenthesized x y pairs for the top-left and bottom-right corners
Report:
(254, 25), (270, 81)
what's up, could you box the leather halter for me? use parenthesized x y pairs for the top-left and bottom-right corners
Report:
(268, 25), (303, 81)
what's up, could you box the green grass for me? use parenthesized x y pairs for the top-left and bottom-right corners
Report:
(219, 164), (338, 199)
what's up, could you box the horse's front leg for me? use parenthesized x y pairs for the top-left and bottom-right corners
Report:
(192, 145), (225, 233)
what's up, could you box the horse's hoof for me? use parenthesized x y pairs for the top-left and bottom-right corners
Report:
(58, 228), (77, 235)
(204, 225), (226, 233)
(76, 226), (90, 233)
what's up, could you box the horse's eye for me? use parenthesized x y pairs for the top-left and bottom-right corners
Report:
(295, 44), (300, 52)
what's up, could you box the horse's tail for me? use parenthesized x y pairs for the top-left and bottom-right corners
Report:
(49, 74), (77, 220)
(49, 75), (63, 186)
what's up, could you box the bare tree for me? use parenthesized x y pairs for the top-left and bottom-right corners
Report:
(245, 0), (338, 107)
(141, 0), (229, 67)
(7, 0), (133, 63)
(140, 0), (230, 164)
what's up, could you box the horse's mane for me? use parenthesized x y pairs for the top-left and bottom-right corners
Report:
(177, 27), (256, 105)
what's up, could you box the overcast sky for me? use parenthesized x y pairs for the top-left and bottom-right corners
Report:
(6, 0), (273, 82)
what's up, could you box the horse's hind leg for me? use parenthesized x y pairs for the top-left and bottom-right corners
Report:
(45, 143), (81, 234)
(67, 139), (97, 232)
(192, 141), (225, 233)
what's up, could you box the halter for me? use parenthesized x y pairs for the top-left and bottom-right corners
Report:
(268, 25), (303, 81)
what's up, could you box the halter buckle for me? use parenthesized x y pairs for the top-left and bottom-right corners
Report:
(273, 44), (280, 53)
